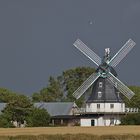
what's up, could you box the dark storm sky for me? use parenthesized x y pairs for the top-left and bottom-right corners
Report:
(0, 0), (139, 95)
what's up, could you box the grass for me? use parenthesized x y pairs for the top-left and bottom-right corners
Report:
(0, 126), (139, 140)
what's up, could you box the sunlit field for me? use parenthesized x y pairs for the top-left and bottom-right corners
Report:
(0, 126), (140, 136)
(0, 126), (140, 140)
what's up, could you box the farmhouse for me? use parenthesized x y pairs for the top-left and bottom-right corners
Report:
(34, 101), (138, 126)
(34, 101), (138, 127)
(34, 102), (80, 126)
(0, 102), (138, 127)
(0, 102), (80, 127)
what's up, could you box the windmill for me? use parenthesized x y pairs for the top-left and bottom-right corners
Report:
(73, 38), (136, 101)
(72, 38), (136, 126)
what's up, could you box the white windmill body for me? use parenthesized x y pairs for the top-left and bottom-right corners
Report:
(73, 39), (136, 126)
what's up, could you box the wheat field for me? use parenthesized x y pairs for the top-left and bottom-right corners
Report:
(0, 126), (139, 136)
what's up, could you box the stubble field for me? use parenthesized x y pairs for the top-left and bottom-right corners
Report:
(0, 126), (140, 140)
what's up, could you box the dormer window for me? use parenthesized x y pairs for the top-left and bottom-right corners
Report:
(99, 82), (103, 88)
(98, 91), (102, 98)
(117, 91), (120, 98)
(110, 104), (114, 109)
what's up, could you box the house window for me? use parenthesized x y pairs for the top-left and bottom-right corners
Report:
(98, 91), (102, 98)
(110, 104), (114, 109)
(99, 82), (103, 88)
(97, 104), (100, 109)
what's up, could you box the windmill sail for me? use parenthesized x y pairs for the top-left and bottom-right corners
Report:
(74, 39), (102, 66)
(73, 38), (136, 100)
(109, 39), (136, 67)
(107, 72), (135, 99)
(73, 72), (100, 99)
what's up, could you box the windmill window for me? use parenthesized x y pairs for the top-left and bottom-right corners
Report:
(98, 91), (102, 98)
(110, 104), (114, 109)
(99, 82), (103, 88)
(97, 104), (100, 109)
(117, 92), (120, 98)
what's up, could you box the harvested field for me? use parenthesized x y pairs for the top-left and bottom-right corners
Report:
(0, 126), (139, 136)
(0, 134), (140, 140)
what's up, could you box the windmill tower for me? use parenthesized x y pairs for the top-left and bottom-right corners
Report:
(73, 39), (136, 126)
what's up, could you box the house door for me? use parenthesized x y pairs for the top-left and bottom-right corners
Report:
(91, 120), (95, 126)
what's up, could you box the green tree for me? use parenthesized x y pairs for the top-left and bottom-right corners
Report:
(32, 92), (42, 102)
(32, 67), (95, 107)
(48, 76), (63, 101)
(120, 86), (140, 125)
(123, 86), (140, 109)
(62, 67), (95, 106)
(121, 113), (140, 125)
(26, 107), (50, 127)
(32, 76), (63, 102)
(0, 88), (17, 102)
(3, 95), (33, 127)
(0, 114), (14, 128)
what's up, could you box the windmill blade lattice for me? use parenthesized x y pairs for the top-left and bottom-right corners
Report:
(74, 39), (102, 66)
(109, 39), (136, 67)
(73, 72), (100, 99)
(107, 72), (135, 99)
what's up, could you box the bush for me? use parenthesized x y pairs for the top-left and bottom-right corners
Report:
(0, 114), (14, 128)
(26, 108), (50, 127)
(121, 113), (140, 125)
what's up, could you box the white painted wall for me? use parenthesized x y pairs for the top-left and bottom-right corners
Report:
(96, 117), (104, 126)
(80, 118), (103, 126)
(103, 115), (121, 126)
(86, 103), (125, 113)
(81, 117), (106, 126)
(80, 118), (92, 126)
(80, 115), (121, 126)
(80, 102), (124, 126)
